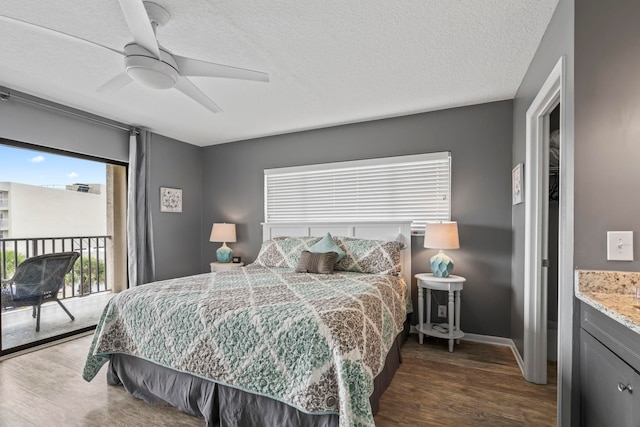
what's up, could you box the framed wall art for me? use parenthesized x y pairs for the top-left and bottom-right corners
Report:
(160, 187), (183, 213)
(512, 163), (523, 205)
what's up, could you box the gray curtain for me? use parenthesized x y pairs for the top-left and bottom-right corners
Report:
(127, 130), (155, 286)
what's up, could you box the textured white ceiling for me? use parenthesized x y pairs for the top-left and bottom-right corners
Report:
(0, 0), (559, 146)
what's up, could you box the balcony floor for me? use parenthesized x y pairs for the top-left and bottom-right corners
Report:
(1, 292), (113, 350)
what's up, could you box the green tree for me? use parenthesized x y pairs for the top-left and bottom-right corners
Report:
(0, 250), (26, 280)
(65, 256), (106, 295)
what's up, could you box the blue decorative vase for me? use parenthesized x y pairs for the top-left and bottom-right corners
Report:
(216, 242), (233, 263)
(430, 250), (454, 278)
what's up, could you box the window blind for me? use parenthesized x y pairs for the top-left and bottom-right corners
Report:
(264, 152), (451, 232)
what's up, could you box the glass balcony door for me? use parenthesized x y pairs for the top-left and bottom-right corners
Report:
(0, 142), (126, 355)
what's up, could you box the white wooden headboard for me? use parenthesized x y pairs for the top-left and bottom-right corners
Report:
(262, 222), (412, 285)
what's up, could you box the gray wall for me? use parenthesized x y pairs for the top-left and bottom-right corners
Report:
(510, 0), (574, 356)
(0, 90), (203, 283)
(571, 1), (640, 419)
(202, 101), (514, 337)
(575, 0), (640, 270)
(148, 134), (203, 281)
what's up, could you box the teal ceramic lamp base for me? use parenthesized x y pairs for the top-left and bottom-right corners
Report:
(216, 242), (233, 263)
(430, 250), (454, 278)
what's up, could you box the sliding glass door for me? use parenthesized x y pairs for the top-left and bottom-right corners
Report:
(0, 141), (127, 355)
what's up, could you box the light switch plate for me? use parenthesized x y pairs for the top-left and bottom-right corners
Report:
(607, 231), (633, 261)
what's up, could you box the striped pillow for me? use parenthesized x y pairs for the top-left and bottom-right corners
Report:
(295, 251), (338, 274)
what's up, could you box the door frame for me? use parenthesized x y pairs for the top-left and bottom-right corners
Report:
(523, 56), (571, 393)
(523, 61), (558, 384)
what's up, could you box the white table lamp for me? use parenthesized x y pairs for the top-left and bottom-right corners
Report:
(210, 223), (237, 263)
(424, 221), (459, 278)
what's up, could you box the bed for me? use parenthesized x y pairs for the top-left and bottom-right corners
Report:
(83, 222), (412, 427)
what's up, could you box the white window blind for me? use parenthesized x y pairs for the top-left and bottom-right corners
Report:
(264, 152), (451, 232)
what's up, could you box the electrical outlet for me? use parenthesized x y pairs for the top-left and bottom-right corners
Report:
(438, 305), (447, 317)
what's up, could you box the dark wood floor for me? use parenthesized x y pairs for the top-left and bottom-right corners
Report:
(375, 336), (557, 426)
(0, 334), (556, 426)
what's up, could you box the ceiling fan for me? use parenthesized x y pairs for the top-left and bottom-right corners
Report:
(0, 0), (269, 113)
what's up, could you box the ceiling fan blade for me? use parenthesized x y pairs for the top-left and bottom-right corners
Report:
(174, 77), (222, 114)
(0, 14), (125, 57)
(117, 0), (161, 58)
(174, 55), (269, 82)
(97, 73), (133, 93)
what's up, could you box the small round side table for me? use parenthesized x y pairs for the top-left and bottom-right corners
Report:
(415, 273), (465, 352)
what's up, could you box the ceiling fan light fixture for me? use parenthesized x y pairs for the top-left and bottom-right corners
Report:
(125, 55), (178, 89)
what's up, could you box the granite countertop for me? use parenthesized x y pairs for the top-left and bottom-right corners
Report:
(576, 270), (640, 335)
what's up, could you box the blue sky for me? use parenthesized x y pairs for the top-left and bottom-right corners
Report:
(0, 145), (106, 187)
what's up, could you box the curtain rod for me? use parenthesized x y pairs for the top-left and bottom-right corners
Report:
(0, 89), (138, 134)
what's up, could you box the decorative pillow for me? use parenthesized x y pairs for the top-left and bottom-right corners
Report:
(253, 236), (322, 268)
(295, 251), (338, 274)
(308, 233), (345, 262)
(333, 237), (403, 275)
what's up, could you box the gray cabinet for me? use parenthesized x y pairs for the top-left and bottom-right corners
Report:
(580, 330), (640, 426)
(580, 303), (640, 427)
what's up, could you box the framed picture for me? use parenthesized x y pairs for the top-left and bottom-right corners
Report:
(512, 163), (523, 205)
(160, 187), (183, 213)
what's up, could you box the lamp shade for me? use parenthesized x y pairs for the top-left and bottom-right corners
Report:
(424, 221), (459, 277)
(424, 221), (459, 249)
(210, 223), (237, 243)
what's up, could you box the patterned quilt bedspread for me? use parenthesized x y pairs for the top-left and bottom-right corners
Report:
(83, 265), (407, 427)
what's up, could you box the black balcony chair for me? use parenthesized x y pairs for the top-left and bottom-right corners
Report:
(1, 252), (80, 332)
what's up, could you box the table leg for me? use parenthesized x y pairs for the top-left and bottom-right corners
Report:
(455, 289), (462, 344)
(418, 285), (424, 344)
(448, 289), (454, 352)
(426, 288), (432, 343)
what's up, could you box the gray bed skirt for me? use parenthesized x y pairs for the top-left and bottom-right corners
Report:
(106, 332), (404, 427)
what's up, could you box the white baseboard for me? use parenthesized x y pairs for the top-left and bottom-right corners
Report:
(409, 327), (525, 376)
(463, 333), (525, 375)
(462, 332), (514, 346)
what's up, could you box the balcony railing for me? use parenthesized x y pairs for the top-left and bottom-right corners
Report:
(0, 219), (7, 230)
(0, 235), (111, 301)
(0, 199), (7, 209)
